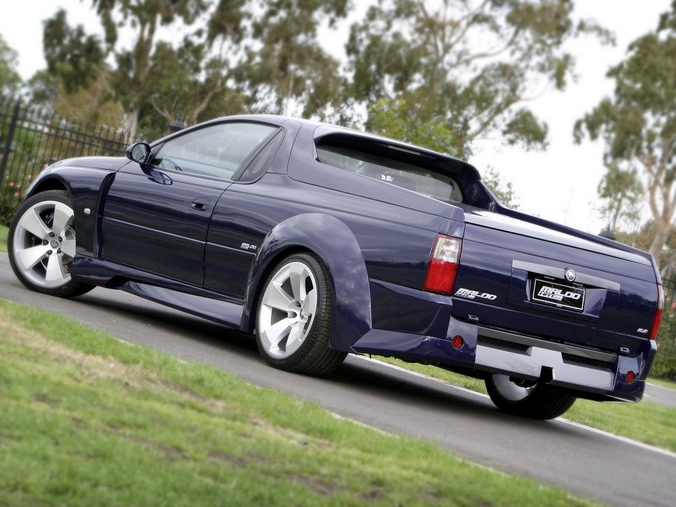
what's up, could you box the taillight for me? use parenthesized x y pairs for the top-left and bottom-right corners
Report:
(649, 284), (665, 340)
(423, 235), (461, 294)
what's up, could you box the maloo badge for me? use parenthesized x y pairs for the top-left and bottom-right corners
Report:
(564, 268), (576, 282)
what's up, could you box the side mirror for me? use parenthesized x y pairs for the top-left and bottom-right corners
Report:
(125, 142), (151, 164)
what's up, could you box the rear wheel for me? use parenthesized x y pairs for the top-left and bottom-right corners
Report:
(485, 374), (576, 420)
(256, 253), (346, 376)
(8, 190), (94, 298)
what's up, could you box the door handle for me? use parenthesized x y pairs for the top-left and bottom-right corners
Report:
(191, 198), (211, 211)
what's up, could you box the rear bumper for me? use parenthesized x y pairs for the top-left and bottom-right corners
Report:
(351, 314), (657, 403)
(474, 326), (656, 402)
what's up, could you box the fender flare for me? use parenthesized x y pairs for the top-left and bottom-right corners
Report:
(243, 213), (372, 351)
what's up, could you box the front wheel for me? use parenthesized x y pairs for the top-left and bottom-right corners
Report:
(8, 190), (94, 298)
(256, 253), (346, 376)
(485, 374), (576, 420)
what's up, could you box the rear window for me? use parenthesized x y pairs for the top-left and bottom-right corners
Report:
(316, 136), (464, 204)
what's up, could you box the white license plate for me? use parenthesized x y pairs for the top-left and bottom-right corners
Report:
(532, 278), (585, 312)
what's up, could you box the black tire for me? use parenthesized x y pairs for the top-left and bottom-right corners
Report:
(8, 190), (94, 298)
(485, 374), (576, 420)
(255, 253), (346, 376)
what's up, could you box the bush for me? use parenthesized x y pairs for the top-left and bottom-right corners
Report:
(651, 304), (676, 380)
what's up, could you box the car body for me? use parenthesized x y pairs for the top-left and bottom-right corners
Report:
(8, 114), (663, 419)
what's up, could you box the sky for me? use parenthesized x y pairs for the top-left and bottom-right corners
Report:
(0, 0), (672, 235)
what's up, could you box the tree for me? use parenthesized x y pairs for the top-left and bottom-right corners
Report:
(481, 166), (519, 209)
(596, 162), (643, 233)
(28, 10), (122, 128)
(136, 39), (249, 140)
(240, 0), (349, 119)
(367, 98), (458, 156)
(37, 1), (350, 140)
(574, 1), (676, 268)
(91, 0), (211, 140)
(0, 34), (21, 99)
(42, 9), (107, 95)
(347, 0), (611, 158)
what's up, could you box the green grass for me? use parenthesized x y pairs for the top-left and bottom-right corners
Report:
(0, 298), (595, 507)
(376, 357), (676, 452)
(0, 224), (7, 253)
(648, 377), (676, 390)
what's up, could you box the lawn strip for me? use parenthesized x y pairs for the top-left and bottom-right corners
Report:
(0, 299), (594, 506)
(375, 357), (676, 453)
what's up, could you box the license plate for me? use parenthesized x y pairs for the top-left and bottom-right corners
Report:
(532, 278), (585, 312)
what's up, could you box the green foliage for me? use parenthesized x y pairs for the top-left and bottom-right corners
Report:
(0, 124), (44, 225)
(481, 166), (519, 209)
(42, 9), (106, 95)
(29, 0), (615, 162)
(37, 1), (217, 140)
(348, 0), (607, 157)
(137, 40), (250, 140)
(366, 98), (459, 157)
(242, 0), (349, 119)
(596, 162), (644, 232)
(35, 1), (352, 141)
(653, 305), (676, 381)
(574, 2), (676, 265)
(0, 34), (21, 98)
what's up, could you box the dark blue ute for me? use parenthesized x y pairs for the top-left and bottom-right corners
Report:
(7, 114), (663, 420)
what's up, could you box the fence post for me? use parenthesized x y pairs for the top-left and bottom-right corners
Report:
(0, 99), (21, 188)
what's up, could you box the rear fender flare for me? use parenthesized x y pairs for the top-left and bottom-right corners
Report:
(243, 213), (372, 351)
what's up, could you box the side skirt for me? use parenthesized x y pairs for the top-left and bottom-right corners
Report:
(120, 281), (244, 330)
(71, 255), (245, 329)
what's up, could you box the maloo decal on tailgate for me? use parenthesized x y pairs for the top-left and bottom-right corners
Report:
(454, 288), (497, 300)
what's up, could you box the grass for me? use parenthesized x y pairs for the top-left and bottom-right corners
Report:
(0, 298), (595, 507)
(0, 224), (7, 252)
(375, 357), (676, 452)
(648, 377), (676, 390)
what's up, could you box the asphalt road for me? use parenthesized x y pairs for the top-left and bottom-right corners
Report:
(1, 253), (675, 506)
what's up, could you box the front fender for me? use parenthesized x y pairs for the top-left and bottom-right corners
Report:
(25, 161), (121, 258)
(243, 213), (372, 351)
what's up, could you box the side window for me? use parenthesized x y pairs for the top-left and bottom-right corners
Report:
(151, 122), (278, 180)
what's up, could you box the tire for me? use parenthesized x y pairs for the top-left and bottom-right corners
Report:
(8, 190), (94, 298)
(256, 253), (347, 376)
(485, 374), (576, 420)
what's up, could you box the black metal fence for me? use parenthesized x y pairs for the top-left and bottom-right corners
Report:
(0, 99), (130, 225)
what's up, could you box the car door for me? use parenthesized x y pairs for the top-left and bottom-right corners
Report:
(100, 121), (279, 286)
(203, 121), (299, 299)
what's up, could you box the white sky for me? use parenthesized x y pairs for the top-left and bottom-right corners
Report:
(0, 0), (671, 234)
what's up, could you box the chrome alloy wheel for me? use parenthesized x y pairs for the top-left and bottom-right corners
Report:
(485, 372), (576, 419)
(11, 198), (77, 289)
(490, 374), (537, 402)
(257, 261), (318, 359)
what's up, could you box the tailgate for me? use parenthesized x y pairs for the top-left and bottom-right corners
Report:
(452, 210), (660, 355)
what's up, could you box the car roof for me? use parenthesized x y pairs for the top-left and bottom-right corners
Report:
(153, 113), (481, 180)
